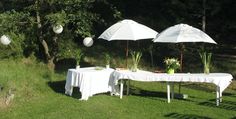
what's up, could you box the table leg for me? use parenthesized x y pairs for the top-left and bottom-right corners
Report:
(120, 80), (124, 99)
(216, 86), (220, 106)
(171, 83), (174, 99)
(65, 87), (73, 96)
(167, 82), (170, 103)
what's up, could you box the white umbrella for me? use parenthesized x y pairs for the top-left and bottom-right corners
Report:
(153, 24), (216, 44)
(153, 23), (217, 71)
(99, 19), (158, 67)
(99, 19), (158, 41)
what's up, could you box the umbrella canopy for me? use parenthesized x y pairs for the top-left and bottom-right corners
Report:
(99, 19), (158, 67)
(99, 19), (158, 41)
(153, 24), (217, 44)
(153, 23), (217, 71)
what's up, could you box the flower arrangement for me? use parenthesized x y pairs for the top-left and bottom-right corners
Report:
(130, 51), (142, 72)
(164, 58), (180, 74)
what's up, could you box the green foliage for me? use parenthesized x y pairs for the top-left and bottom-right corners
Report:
(57, 38), (80, 59)
(57, 47), (74, 59)
(54, 0), (100, 37)
(45, 10), (68, 26)
(2, 32), (25, 58)
(0, 11), (33, 58)
(0, 0), (119, 62)
(0, 11), (31, 33)
(104, 53), (110, 65)
(56, 34), (83, 65)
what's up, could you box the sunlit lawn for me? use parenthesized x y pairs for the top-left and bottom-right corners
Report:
(0, 58), (236, 119)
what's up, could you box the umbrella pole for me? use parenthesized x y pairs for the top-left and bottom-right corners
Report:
(126, 40), (129, 68)
(179, 44), (184, 94)
(180, 50), (183, 72)
(126, 40), (130, 95)
(178, 51), (183, 94)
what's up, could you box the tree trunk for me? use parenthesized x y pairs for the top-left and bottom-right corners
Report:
(202, 0), (206, 32)
(148, 45), (154, 68)
(35, 0), (55, 70)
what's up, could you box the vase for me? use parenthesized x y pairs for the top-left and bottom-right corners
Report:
(167, 68), (174, 74)
(106, 65), (110, 69)
(204, 65), (210, 74)
(76, 65), (80, 70)
(131, 64), (138, 72)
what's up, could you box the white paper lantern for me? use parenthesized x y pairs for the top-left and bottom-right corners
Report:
(83, 37), (93, 47)
(0, 35), (11, 45)
(53, 25), (63, 34)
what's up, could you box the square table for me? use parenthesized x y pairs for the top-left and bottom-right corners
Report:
(65, 67), (114, 100)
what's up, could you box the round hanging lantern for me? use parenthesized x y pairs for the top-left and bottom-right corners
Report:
(53, 25), (63, 34)
(83, 37), (93, 47)
(0, 35), (11, 45)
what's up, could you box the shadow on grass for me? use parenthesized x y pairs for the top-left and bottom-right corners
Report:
(126, 86), (167, 101)
(48, 80), (66, 94)
(181, 83), (214, 93)
(126, 84), (197, 102)
(224, 92), (236, 97)
(199, 99), (236, 111)
(47, 80), (82, 99)
(164, 112), (212, 119)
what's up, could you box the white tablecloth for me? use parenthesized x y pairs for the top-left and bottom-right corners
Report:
(110, 70), (233, 105)
(65, 67), (114, 100)
(111, 70), (232, 93)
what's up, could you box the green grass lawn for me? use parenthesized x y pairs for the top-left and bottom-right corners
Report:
(0, 59), (236, 119)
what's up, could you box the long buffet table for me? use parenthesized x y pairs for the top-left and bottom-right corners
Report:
(110, 70), (233, 106)
(65, 67), (233, 106)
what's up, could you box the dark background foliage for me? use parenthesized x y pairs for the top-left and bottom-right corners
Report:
(0, 0), (235, 70)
